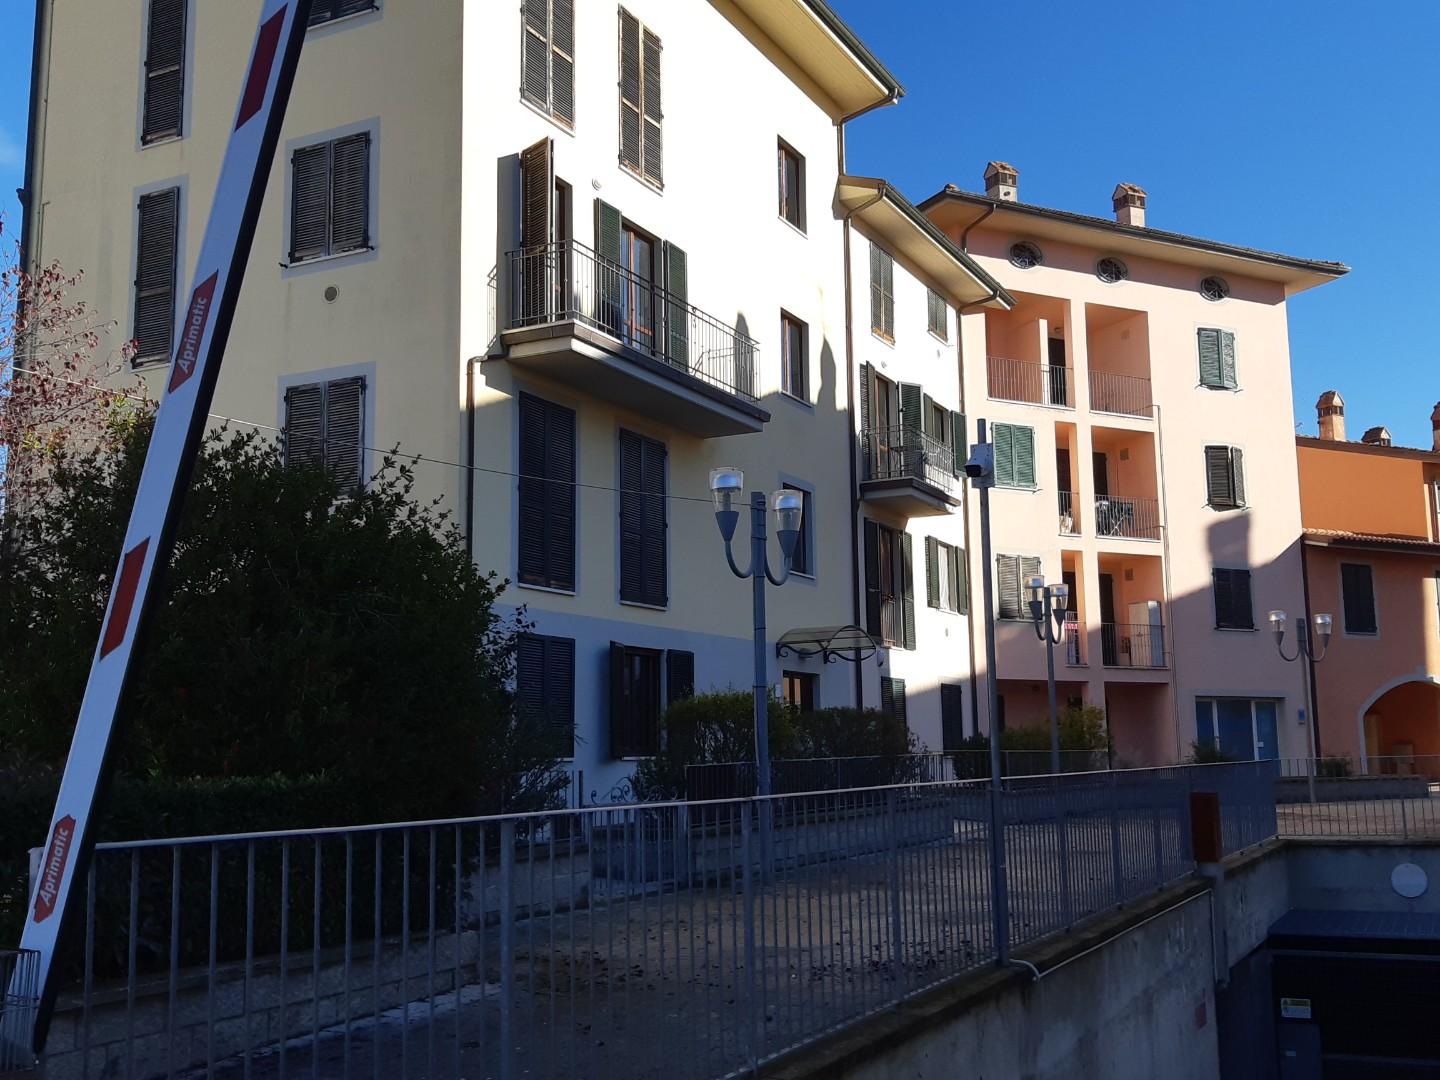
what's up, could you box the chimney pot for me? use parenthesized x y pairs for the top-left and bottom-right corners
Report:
(1431, 401), (1440, 452)
(1361, 426), (1393, 448)
(984, 160), (1018, 202)
(1112, 182), (1147, 227)
(1316, 389), (1346, 442)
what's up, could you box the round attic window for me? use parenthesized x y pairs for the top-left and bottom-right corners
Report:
(1200, 276), (1230, 302)
(1096, 257), (1129, 284)
(1009, 241), (1043, 270)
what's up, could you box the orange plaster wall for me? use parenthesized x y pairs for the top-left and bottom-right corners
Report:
(1298, 444), (1431, 538)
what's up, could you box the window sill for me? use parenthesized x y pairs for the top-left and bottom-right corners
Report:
(1198, 383), (1241, 393)
(871, 330), (895, 347)
(996, 485), (1041, 493)
(131, 356), (169, 370)
(282, 246), (375, 270)
(788, 570), (816, 584)
(619, 599), (668, 613)
(619, 162), (664, 195)
(780, 390), (813, 412)
(140, 133), (183, 150)
(520, 95), (576, 136)
(928, 330), (950, 346)
(778, 215), (807, 239)
(308, 6), (380, 33)
(1206, 503), (1249, 513)
(516, 581), (577, 598)
(1215, 626), (1258, 633)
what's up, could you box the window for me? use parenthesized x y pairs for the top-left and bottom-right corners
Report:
(995, 554), (1042, 620)
(618, 10), (663, 187)
(783, 484), (813, 577)
(142, 0), (186, 144)
(863, 520), (915, 649)
(783, 671), (816, 714)
(1341, 563), (1378, 635)
(1096, 257), (1128, 284)
(1196, 699), (1280, 761)
(618, 429), (667, 607)
(994, 423), (1037, 488)
(1199, 276), (1230, 302)
(132, 187), (180, 364)
(309, 0), (377, 26)
(289, 133), (371, 263)
(666, 649), (695, 706)
(926, 289), (948, 341)
(521, 0), (574, 126)
(925, 537), (968, 614)
(516, 633), (575, 757)
(1008, 241), (1042, 269)
(1212, 568), (1254, 630)
(1197, 328), (1238, 389)
(781, 312), (808, 401)
(778, 140), (805, 230)
(940, 682), (965, 751)
(609, 643), (662, 757)
(283, 376), (365, 490)
(517, 393), (576, 592)
(880, 676), (907, 728)
(1204, 446), (1246, 509)
(869, 244), (894, 340)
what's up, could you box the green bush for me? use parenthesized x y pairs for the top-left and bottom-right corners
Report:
(1188, 741), (1235, 764)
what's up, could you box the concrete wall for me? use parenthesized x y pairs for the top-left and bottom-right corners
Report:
(1286, 842), (1440, 914)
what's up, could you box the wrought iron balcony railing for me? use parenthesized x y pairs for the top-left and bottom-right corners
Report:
(1094, 494), (1162, 541)
(1064, 615), (1084, 665)
(1088, 369), (1153, 418)
(1058, 491), (1080, 535)
(1101, 621), (1167, 668)
(506, 240), (760, 402)
(862, 425), (960, 495)
(987, 356), (1074, 408)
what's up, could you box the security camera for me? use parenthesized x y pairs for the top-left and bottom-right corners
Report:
(965, 444), (994, 480)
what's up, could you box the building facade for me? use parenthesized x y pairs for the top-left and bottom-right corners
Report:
(1297, 395), (1440, 773)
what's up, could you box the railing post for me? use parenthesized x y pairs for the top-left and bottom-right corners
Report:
(499, 820), (515, 1080)
(1109, 770), (1124, 906)
(741, 801), (760, 1072)
(1055, 778), (1073, 928)
(1152, 789), (1165, 887)
(886, 788), (904, 976)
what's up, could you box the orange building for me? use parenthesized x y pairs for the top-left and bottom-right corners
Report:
(1296, 393), (1440, 772)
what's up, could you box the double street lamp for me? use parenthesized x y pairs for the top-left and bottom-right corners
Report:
(709, 467), (804, 797)
(1026, 577), (1071, 775)
(1268, 609), (1333, 803)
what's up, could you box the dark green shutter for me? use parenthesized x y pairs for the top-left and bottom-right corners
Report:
(520, 137), (554, 249)
(642, 436), (668, 606)
(283, 383), (324, 469)
(1342, 563), (1377, 634)
(517, 394), (576, 591)
(880, 677), (907, 727)
(1232, 569), (1254, 630)
(940, 683), (964, 750)
(1205, 446), (1233, 507)
(666, 649), (695, 706)
(859, 363), (874, 474)
(900, 532), (916, 650)
(900, 383), (923, 442)
(290, 143), (330, 261)
(1198, 328), (1223, 388)
(997, 554), (1021, 619)
(548, 635), (576, 756)
(863, 518), (881, 637)
(1219, 331), (1238, 389)
(551, 0), (575, 124)
(882, 251), (895, 338)
(609, 642), (628, 758)
(618, 10), (642, 171)
(1014, 426), (1036, 487)
(640, 28), (663, 185)
(133, 187), (180, 362)
(596, 199), (623, 332)
(663, 242), (688, 366)
(951, 411), (967, 474)
(142, 0), (185, 143)
(330, 132), (371, 255)
(925, 537), (940, 609)
(324, 377), (365, 491)
(521, 0), (550, 109)
(950, 545), (966, 615)
(618, 431), (645, 602)
(1212, 568), (1253, 630)
(1231, 447), (1246, 506)
(869, 243), (884, 335)
(994, 423), (1015, 487)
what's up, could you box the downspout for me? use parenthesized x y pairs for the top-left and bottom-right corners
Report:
(19, 0), (52, 277)
(1154, 402), (1184, 761)
(1299, 538), (1323, 759)
(465, 358), (477, 562)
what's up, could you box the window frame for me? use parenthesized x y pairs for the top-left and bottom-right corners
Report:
(995, 553), (1042, 621)
(780, 311), (808, 403)
(617, 9), (663, 189)
(131, 182), (183, 367)
(1195, 697), (1282, 761)
(782, 670), (817, 714)
(1340, 561), (1379, 637)
(280, 371), (369, 492)
(777, 138), (806, 232)
(520, 0), (575, 129)
(611, 642), (663, 758)
(1211, 567), (1255, 631)
(1196, 326), (1239, 391)
(993, 422), (1038, 489)
(1204, 444), (1247, 510)
(926, 288), (949, 342)
(284, 124), (378, 268)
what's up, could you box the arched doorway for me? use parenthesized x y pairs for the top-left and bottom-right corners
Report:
(1358, 675), (1440, 777)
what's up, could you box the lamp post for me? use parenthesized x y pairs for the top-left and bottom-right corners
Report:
(1026, 576), (1071, 776)
(1268, 609), (1333, 804)
(710, 467), (803, 798)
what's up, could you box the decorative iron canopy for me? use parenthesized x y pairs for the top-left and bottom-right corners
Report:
(776, 625), (882, 665)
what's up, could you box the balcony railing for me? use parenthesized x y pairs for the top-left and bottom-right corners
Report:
(1058, 491), (1080, 535)
(1101, 622), (1167, 668)
(1094, 494), (1162, 541)
(1089, 369), (1152, 418)
(506, 240), (760, 401)
(862, 425), (960, 495)
(987, 356), (1074, 408)
(1064, 614), (1084, 665)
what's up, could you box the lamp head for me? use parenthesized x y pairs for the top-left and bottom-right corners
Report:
(1026, 576), (1046, 603)
(1268, 609), (1288, 647)
(1051, 582), (1070, 610)
(771, 488), (804, 558)
(1313, 612), (1333, 646)
(710, 467), (744, 542)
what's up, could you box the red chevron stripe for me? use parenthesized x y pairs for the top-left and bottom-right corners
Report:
(236, 8), (287, 130)
(100, 539), (149, 658)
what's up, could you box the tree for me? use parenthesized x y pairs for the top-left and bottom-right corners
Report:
(0, 415), (566, 822)
(0, 219), (145, 517)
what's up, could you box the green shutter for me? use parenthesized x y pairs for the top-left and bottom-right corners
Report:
(900, 532), (916, 650)
(1014, 426), (1036, 487)
(899, 382), (923, 440)
(1198, 328), (1223, 388)
(1219, 331), (1238, 389)
(925, 536), (940, 609)
(1231, 447), (1246, 506)
(1205, 446), (1234, 507)
(862, 518), (881, 636)
(596, 199), (623, 332)
(869, 243), (885, 335)
(997, 554), (1020, 619)
(951, 411), (967, 474)
(663, 241), (688, 367)
(950, 545), (967, 615)
(994, 423), (1015, 487)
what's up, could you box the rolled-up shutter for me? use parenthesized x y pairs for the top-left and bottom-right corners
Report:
(323, 377), (365, 491)
(142, 0), (186, 143)
(133, 187), (180, 363)
(925, 536), (940, 609)
(900, 532), (916, 650)
(863, 518), (881, 637)
(289, 144), (330, 261)
(666, 649), (695, 706)
(329, 133), (371, 255)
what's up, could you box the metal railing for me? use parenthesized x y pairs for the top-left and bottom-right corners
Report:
(1, 948), (39, 1072)
(861, 425), (960, 495)
(506, 240), (761, 401)
(37, 764), (1276, 1080)
(686, 753), (956, 801)
(1063, 615), (1085, 665)
(1094, 494), (1162, 541)
(1088, 369), (1152, 418)
(1275, 759), (1440, 837)
(986, 356), (1074, 408)
(1100, 621), (1167, 668)
(1058, 491), (1080, 534)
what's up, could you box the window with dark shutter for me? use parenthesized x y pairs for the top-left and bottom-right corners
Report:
(940, 683), (965, 751)
(880, 677), (907, 728)
(778, 140), (805, 231)
(517, 393), (577, 592)
(142, 0), (186, 144)
(996, 554), (1040, 620)
(665, 649), (695, 706)
(1341, 563), (1378, 635)
(1197, 328), (1238, 390)
(283, 376), (366, 490)
(781, 312), (807, 400)
(610, 642), (662, 757)
(1204, 445), (1245, 509)
(618, 10), (662, 186)
(899, 532), (916, 650)
(517, 633), (576, 757)
(926, 538), (964, 614)
(927, 289), (948, 341)
(1212, 568), (1254, 630)
(783, 485), (813, 576)
(993, 423), (1036, 488)
(870, 244), (895, 340)
(289, 133), (371, 263)
(618, 429), (668, 607)
(864, 519), (911, 647)
(521, 0), (574, 126)
(133, 187), (180, 364)
(309, 0), (378, 27)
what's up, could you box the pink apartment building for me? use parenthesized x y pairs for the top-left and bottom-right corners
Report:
(919, 164), (1347, 765)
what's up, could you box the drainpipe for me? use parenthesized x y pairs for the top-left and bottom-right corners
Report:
(1154, 402), (1184, 761)
(1299, 539), (1323, 759)
(19, 0), (52, 277)
(465, 357), (478, 562)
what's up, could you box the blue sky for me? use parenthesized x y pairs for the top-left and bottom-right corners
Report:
(1, 2), (1436, 445)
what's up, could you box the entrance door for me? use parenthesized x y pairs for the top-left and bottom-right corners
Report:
(1046, 336), (1068, 406)
(1099, 572), (1117, 665)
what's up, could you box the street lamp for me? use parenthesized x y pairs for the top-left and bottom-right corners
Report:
(1269, 609), (1333, 804)
(710, 467), (803, 798)
(1027, 576), (1071, 775)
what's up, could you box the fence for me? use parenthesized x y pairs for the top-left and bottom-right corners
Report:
(31, 763), (1276, 1080)
(1094, 495), (1162, 541)
(2, 949), (39, 1072)
(987, 356), (1074, 408)
(506, 240), (760, 402)
(1087, 369), (1153, 418)
(1057, 491), (1080, 535)
(1101, 621), (1167, 668)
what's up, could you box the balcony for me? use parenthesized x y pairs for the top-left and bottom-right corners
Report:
(500, 241), (769, 437)
(1089, 369), (1153, 419)
(1094, 495), (1162, 542)
(1101, 622), (1167, 669)
(987, 356), (1074, 409)
(860, 425), (961, 516)
(1063, 615), (1084, 666)
(1058, 491), (1080, 535)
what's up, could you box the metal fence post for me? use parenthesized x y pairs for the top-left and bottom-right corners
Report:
(741, 801), (760, 1072)
(1054, 780), (1073, 928)
(1401, 796), (1410, 841)
(499, 820), (515, 1080)
(1109, 770), (1124, 906)
(1152, 791), (1165, 887)
(886, 788), (904, 976)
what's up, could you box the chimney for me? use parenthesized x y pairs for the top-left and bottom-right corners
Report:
(1316, 390), (1346, 442)
(1361, 426), (1393, 448)
(1112, 183), (1147, 227)
(1431, 402), (1440, 452)
(984, 161), (1018, 202)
